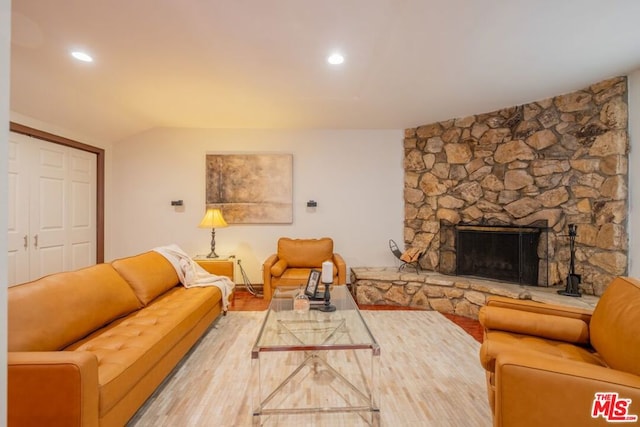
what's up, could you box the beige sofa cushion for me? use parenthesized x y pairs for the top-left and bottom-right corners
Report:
(112, 251), (180, 305)
(8, 264), (142, 352)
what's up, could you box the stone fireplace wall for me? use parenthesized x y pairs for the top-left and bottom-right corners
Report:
(403, 77), (628, 296)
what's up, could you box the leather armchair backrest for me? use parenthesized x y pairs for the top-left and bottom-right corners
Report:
(590, 276), (640, 376)
(277, 237), (334, 268)
(8, 264), (142, 351)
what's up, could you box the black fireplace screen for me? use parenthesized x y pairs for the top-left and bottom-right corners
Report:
(440, 222), (548, 286)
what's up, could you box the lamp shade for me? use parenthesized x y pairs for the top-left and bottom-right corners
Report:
(198, 208), (228, 228)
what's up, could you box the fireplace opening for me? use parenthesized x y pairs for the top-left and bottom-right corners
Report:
(439, 222), (548, 286)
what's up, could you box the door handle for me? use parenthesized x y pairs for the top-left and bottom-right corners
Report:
(34, 234), (38, 249)
(24, 235), (28, 249)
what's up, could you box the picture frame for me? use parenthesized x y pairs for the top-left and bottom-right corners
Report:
(205, 153), (293, 224)
(304, 269), (321, 298)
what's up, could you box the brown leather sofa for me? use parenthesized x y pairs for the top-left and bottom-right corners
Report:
(8, 251), (226, 427)
(478, 276), (640, 426)
(262, 237), (346, 300)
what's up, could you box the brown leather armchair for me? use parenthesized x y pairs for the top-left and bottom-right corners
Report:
(262, 237), (347, 301)
(478, 276), (640, 427)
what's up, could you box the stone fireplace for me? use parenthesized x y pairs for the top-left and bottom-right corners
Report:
(403, 76), (629, 296)
(439, 221), (548, 286)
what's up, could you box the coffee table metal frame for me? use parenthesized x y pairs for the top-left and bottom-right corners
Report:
(251, 286), (380, 426)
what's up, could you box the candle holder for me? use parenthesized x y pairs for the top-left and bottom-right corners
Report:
(317, 282), (336, 312)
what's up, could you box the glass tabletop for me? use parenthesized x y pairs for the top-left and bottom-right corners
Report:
(253, 285), (379, 353)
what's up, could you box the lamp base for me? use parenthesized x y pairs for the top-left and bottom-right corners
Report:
(206, 228), (219, 258)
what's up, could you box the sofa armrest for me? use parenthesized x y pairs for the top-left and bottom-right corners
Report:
(269, 259), (288, 277)
(485, 295), (593, 323)
(9, 351), (100, 427)
(262, 254), (279, 300)
(263, 253), (279, 270)
(479, 305), (590, 344)
(332, 253), (347, 285)
(495, 351), (640, 427)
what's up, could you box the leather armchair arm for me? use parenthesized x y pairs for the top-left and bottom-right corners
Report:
(262, 253), (279, 301)
(9, 351), (100, 427)
(495, 351), (640, 427)
(485, 296), (593, 323)
(332, 253), (347, 285)
(479, 305), (590, 344)
(263, 253), (279, 270)
(270, 259), (287, 277)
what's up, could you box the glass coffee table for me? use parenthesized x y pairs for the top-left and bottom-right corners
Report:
(251, 285), (380, 426)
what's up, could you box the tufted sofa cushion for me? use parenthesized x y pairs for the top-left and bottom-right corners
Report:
(8, 264), (142, 352)
(65, 285), (221, 415)
(479, 330), (606, 373)
(112, 251), (180, 305)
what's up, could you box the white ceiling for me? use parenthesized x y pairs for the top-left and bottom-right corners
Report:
(10, 0), (640, 143)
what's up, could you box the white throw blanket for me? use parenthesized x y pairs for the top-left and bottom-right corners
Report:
(153, 244), (235, 312)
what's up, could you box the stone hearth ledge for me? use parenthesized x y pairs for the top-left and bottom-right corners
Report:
(351, 267), (598, 319)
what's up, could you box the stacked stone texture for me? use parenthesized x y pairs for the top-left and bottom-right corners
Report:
(351, 268), (598, 319)
(403, 77), (628, 296)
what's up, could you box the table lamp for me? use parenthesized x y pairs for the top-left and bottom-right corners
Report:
(198, 207), (228, 258)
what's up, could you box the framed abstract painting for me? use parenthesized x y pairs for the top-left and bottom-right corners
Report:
(205, 153), (293, 224)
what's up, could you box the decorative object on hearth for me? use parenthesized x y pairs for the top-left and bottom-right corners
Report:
(389, 239), (424, 273)
(558, 223), (581, 297)
(198, 208), (228, 258)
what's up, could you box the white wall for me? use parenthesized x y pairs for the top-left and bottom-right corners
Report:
(1, 0), (10, 419)
(111, 128), (405, 283)
(628, 69), (640, 277)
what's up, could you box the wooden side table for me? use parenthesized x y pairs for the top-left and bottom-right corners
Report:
(194, 256), (236, 306)
(194, 257), (234, 280)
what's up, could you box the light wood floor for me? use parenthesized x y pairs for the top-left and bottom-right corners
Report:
(129, 310), (491, 426)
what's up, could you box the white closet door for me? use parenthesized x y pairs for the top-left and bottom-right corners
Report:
(67, 147), (97, 270)
(7, 133), (30, 285)
(7, 132), (97, 285)
(30, 139), (68, 279)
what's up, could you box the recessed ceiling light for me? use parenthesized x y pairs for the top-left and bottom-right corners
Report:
(71, 51), (93, 62)
(327, 53), (344, 65)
